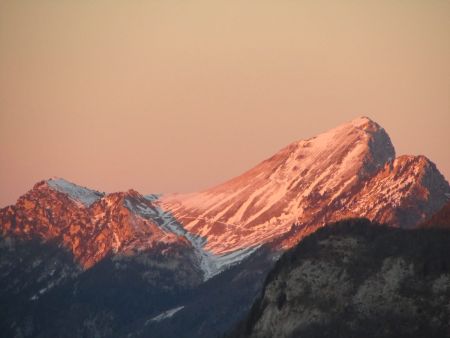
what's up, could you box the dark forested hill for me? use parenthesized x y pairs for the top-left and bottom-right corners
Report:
(230, 219), (450, 338)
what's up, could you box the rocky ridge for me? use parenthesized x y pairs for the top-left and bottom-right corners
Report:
(1, 179), (193, 269)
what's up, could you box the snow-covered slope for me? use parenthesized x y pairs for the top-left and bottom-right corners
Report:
(161, 117), (450, 255)
(135, 195), (261, 279)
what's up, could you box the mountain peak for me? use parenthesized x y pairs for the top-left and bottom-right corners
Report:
(350, 115), (375, 127)
(310, 116), (385, 142)
(297, 116), (394, 161)
(322, 116), (395, 176)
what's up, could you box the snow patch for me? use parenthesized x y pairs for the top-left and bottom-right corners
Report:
(47, 178), (104, 207)
(148, 306), (184, 323)
(210, 245), (261, 273)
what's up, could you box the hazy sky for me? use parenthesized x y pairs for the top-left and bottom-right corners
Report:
(1, 0), (449, 207)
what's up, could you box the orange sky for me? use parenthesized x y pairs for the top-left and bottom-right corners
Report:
(1, 0), (449, 207)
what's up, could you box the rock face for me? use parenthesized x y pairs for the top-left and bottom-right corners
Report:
(0, 179), (197, 270)
(161, 117), (450, 254)
(421, 201), (450, 229)
(230, 219), (450, 338)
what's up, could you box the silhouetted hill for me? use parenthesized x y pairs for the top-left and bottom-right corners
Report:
(230, 219), (450, 338)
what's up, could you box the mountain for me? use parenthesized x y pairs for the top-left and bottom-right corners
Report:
(1, 178), (200, 272)
(1, 116), (449, 337)
(0, 180), (205, 337)
(229, 218), (450, 338)
(2, 117), (449, 278)
(161, 116), (449, 254)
